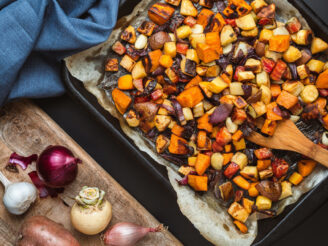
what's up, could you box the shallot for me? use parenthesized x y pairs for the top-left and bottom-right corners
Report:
(103, 222), (165, 246)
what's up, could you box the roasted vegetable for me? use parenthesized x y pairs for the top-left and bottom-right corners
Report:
(148, 3), (175, 25)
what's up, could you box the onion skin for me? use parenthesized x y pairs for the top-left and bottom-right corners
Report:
(71, 200), (112, 235)
(37, 146), (80, 188)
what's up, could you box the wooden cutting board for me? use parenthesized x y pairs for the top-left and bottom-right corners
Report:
(0, 100), (182, 246)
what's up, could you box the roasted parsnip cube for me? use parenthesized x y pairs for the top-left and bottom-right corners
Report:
(198, 82), (212, 98)
(132, 61), (147, 80)
(240, 166), (259, 182)
(125, 109), (140, 127)
(180, 0), (198, 17)
(251, 0), (268, 13)
(291, 30), (312, 45)
(120, 55), (136, 72)
(211, 153), (224, 170)
(121, 25), (136, 44)
(177, 25), (192, 39)
(165, 68), (179, 83)
(164, 42), (177, 58)
(279, 181), (293, 200)
(259, 167), (273, 179)
(203, 100), (213, 111)
(156, 135), (170, 153)
(236, 14), (256, 31)
(228, 202), (249, 223)
(183, 107), (194, 121)
(208, 76), (228, 94)
(193, 101), (204, 118)
(206, 65), (220, 77)
(105, 58), (118, 72)
(283, 46), (302, 63)
(196, 65), (208, 76)
(297, 64), (310, 79)
(282, 81), (304, 96)
(311, 37), (328, 54)
(273, 26), (289, 36)
(245, 59), (262, 74)
(241, 27), (259, 38)
(256, 71), (270, 87)
(307, 59), (325, 73)
(148, 3), (175, 25)
(223, 43), (233, 55)
(220, 25), (237, 46)
(256, 196), (272, 210)
(178, 166), (195, 176)
(226, 117), (238, 134)
(230, 82), (244, 96)
(265, 46), (282, 62)
(191, 24), (204, 34)
(137, 21), (157, 36)
(252, 101), (267, 117)
(231, 152), (248, 170)
(186, 49), (199, 64)
(189, 33), (206, 49)
(259, 29), (273, 43)
(300, 85), (319, 103)
(165, 0), (181, 6)
(238, 71), (255, 82)
(260, 85), (272, 105)
(219, 182), (234, 202)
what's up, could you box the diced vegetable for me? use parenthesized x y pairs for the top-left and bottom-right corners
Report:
(279, 181), (293, 200)
(195, 153), (211, 175)
(240, 166), (258, 181)
(248, 182), (260, 197)
(168, 134), (189, 154)
(233, 176), (251, 190)
(148, 3), (175, 25)
(177, 86), (204, 108)
(188, 175), (208, 191)
(228, 202), (249, 223)
(233, 220), (248, 234)
(256, 195), (272, 210)
(112, 89), (131, 114)
(289, 172), (303, 185)
(276, 90), (298, 109)
(297, 159), (316, 177)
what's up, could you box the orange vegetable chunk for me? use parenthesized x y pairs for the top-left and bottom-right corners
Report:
(196, 43), (219, 63)
(269, 35), (290, 52)
(276, 90), (298, 109)
(168, 134), (188, 155)
(197, 113), (213, 133)
(195, 153), (211, 175)
(177, 86), (204, 108)
(118, 74), (134, 90)
(297, 159), (317, 177)
(112, 88), (132, 114)
(316, 69), (328, 88)
(188, 175), (208, 191)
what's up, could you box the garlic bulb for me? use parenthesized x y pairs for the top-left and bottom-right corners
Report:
(0, 171), (37, 215)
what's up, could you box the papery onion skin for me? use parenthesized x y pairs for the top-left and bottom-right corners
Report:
(103, 222), (164, 246)
(37, 146), (81, 188)
(9, 152), (38, 170)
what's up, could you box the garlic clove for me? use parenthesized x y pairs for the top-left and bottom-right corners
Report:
(322, 132), (328, 146)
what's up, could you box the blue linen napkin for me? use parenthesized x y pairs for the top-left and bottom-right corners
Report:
(0, 0), (119, 105)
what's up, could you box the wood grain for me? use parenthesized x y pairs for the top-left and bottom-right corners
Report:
(246, 119), (328, 168)
(0, 100), (182, 246)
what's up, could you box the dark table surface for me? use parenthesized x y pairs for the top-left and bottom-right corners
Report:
(35, 0), (328, 245)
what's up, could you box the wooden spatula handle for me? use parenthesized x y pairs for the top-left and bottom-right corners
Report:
(305, 144), (328, 168)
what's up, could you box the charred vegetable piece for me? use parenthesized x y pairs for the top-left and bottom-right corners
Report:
(105, 58), (118, 72)
(121, 26), (136, 44)
(148, 3), (175, 25)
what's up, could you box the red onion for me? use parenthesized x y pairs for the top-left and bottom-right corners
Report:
(28, 171), (64, 198)
(103, 222), (165, 246)
(37, 145), (81, 188)
(9, 152), (38, 170)
(209, 103), (233, 125)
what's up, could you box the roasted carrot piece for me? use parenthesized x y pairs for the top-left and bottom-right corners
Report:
(233, 176), (251, 190)
(225, 144), (232, 152)
(270, 84), (281, 97)
(233, 220), (248, 234)
(112, 88), (132, 114)
(172, 124), (184, 137)
(188, 175), (208, 191)
(276, 90), (298, 109)
(269, 35), (290, 52)
(177, 86), (204, 107)
(297, 160), (317, 177)
(168, 134), (189, 155)
(266, 102), (283, 121)
(248, 182), (259, 197)
(197, 131), (207, 148)
(261, 119), (277, 136)
(195, 153), (211, 175)
(185, 75), (202, 89)
(197, 113), (213, 133)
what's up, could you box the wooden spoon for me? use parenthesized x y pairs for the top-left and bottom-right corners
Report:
(246, 119), (328, 168)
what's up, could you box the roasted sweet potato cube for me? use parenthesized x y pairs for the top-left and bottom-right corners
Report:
(266, 102), (283, 121)
(210, 13), (226, 33)
(168, 134), (189, 154)
(137, 21), (157, 36)
(257, 159), (271, 171)
(148, 49), (162, 73)
(232, 108), (247, 125)
(269, 35), (290, 52)
(118, 74), (133, 90)
(165, 0), (181, 6)
(177, 86), (204, 108)
(112, 88), (132, 114)
(195, 153), (211, 175)
(148, 3), (175, 25)
(197, 113), (213, 133)
(261, 119), (277, 136)
(196, 8), (214, 29)
(196, 43), (219, 63)
(216, 127), (232, 146)
(199, 0), (213, 8)
(276, 90), (298, 109)
(205, 32), (222, 55)
(233, 176), (250, 190)
(121, 25), (136, 44)
(316, 69), (328, 89)
(188, 175), (208, 191)
(180, 0), (198, 17)
(105, 58), (118, 72)
(297, 159), (316, 177)
(184, 16), (197, 27)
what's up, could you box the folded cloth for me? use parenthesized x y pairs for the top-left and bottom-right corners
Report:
(0, 0), (119, 104)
